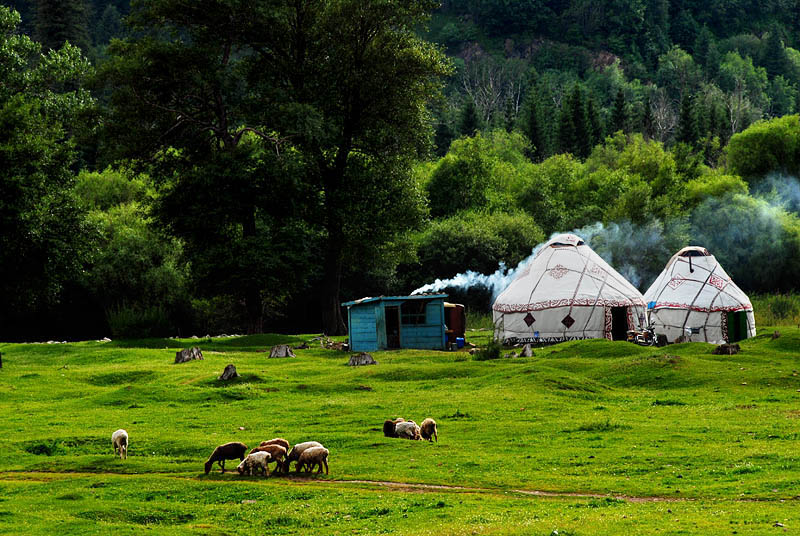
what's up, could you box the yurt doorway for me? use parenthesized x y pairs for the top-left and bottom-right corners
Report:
(610, 307), (629, 341)
(726, 311), (749, 343)
(385, 306), (401, 348)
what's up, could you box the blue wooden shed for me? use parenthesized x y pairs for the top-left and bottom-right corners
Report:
(341, 294), (448, 352)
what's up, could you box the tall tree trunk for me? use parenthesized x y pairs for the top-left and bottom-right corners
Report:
(242, 205), (263, 334)
(321, 214), (346, 335)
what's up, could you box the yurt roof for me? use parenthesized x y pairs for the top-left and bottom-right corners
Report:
(492, 234), (645, 313)
(643, 246), (752, 313)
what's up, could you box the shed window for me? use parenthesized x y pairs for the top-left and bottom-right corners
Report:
(401, 301), (427, 325)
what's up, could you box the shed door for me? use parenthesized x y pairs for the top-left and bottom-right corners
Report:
(385, 306), (401, 349)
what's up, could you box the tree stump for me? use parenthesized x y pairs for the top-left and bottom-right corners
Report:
(175, 347), (203, 363)
(269, 345), (296, 358)
(712, 343), (740, 355)
(219, 364), (240, 380)
(348, 352), (377, 366)
(520, 344), (534, 357)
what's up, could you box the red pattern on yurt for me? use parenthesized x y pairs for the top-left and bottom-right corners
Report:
(493, 297), (645, 313)
(667, 277), (685, 289)
(549, 264), (569, 279)
(651, 301), (751, 313)
(708, 274), (727, 290)
(604, 308), (613, 340)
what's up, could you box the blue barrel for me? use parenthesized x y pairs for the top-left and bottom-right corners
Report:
(456, 337), (465, 348)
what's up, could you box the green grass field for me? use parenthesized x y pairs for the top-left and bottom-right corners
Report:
(1, 326), (799, 534)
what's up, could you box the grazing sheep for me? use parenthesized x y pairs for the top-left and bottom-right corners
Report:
(395, 420), (421, 440)
(420, 418), (438, 442)
(249, 444), (287, 472)
(111, 429), (128, 459)
(259, 438), (290, 452)
(204, 442), (248, 474)
(382, 417), (405, 438)
(236, 451), (272, 476)
(283, 441), (323, 473)
(296, 446), (329, 475)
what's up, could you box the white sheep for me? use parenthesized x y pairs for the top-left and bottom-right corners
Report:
(395, 420), (421, 440)
(283, 441), (323, 473)
(111, 429), (128, 459)
(296, 446), (329, 474)
(236, 451), (272, 476)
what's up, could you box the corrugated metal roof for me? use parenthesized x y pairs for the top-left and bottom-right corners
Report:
(341, 294), (448, 307)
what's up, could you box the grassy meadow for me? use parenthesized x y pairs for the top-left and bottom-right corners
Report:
(1, 324), (799, 534)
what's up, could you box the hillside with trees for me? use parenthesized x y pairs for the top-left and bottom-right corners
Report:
(1, 0), (800, 340)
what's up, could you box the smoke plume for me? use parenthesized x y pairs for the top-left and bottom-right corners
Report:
(412, 175), (800, 301)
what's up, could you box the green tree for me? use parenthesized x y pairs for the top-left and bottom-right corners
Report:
(761, 25), (789, 79)
(0, 6), (94, 337)
(676, 93), (699, 146)
(458, 97), (481, 137)
(105, 0), (450, 334)
(586, 95), (603, 148)
(610, 88), (627, 133)
(727, 114), (800, 180)
(34, 0), (90, 53)
(521, 89), (544, 161)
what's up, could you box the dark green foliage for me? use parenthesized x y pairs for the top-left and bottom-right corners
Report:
(34, 0), (90, 52)
(458, 97), (481, 137)
(586, 96), (603, 148)
(727, 115), (800, 179)
(676, 94), (699, 146)
(0, 7), (94, 339)
(761, 25), (789, 80)
(521, 89), (544, 161)
(609, 89), (626, 134)
(472, 338), (502, 361)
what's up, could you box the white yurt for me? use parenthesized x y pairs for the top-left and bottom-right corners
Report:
(643, 246), (755, 344)
(492, 233), (647, 343)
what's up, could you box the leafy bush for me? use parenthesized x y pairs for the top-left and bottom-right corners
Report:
(473, 338), (502, 361)
(107, 305), (173, 338)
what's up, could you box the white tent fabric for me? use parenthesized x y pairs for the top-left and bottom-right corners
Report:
(643, 246), (755, 344)
(492, 234), (647, 343)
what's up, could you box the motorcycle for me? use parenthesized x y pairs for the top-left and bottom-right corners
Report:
(627, 324), (657, 346)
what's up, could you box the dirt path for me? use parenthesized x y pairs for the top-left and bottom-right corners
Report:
(0, 470), (793, 504)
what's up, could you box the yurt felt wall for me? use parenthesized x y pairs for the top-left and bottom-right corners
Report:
(492, 234), (647, 343)
(643, 246), (755, 344)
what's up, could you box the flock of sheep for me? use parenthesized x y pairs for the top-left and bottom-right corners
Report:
(110, 417), (438, 477)
(383, 417), (438, 442)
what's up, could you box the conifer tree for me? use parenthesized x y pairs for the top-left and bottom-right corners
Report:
(503, 97), (515, 133)
(34, 0), (90, 52)
(761, 25), (789, 79)
(642, 93), (654, 139)
(693, 25), (714, 69)
(610, 89), (627, 134)
(522, 89), (544, 161)
(586, 96), (603, 148)
(458, 97), (481, 137)
(566, 84), (591, 158)
(556, 102), (576, 156)
(676, 93), (699, 146)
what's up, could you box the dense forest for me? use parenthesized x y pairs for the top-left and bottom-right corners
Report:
(1, 0), (799, 341)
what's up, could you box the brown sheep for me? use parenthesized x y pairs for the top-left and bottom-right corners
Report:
(259, 438), (290, 452)
(296, 446), (329, 475)
(420, 418), (438, 442)
(382, 417), (405, 438)
(204, 442), (248, 474)
(249, 444), (287, 472)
